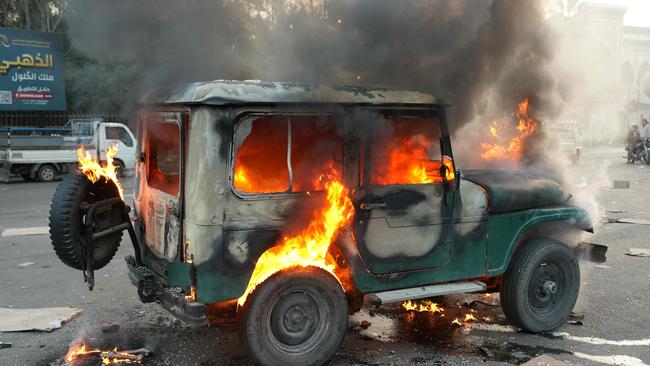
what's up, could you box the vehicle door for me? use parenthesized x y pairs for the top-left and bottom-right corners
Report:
(100, 123), (136, 169)
(353, 113), (454, 274)
(137, 112), (183, 261)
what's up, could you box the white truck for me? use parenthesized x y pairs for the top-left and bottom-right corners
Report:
(0, 118), (136, 182)
(547, 119), (583, 165)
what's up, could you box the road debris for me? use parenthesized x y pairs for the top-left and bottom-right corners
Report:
(0, 341), (11, 349)
(0, 307), (83, 332)
(617, 218), (650, 225)
(611, 180), (630, 189)
(350, 308), (397, 342)
(479, 346), (494, 358)
(521, 354), (567, 366)
(625, 248), (650, 257)
(17, 262), (35, 268)
(101, 322), (120, 333)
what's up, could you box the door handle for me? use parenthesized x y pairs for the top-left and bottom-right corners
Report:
(360, 202), (386, 210)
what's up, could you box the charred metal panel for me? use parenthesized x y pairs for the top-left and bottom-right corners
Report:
(141, 80), (440, 106)
(454, 179), (488, 237)
(185, 107), (228, 227)
(462, 169), (567, 213)
(354, 184), (453, 274)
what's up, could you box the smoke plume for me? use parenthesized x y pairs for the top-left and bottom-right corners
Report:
(65, 0), (562, 131)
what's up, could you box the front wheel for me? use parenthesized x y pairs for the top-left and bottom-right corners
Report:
(238, 266), (348, 366)
(500, 239), (580, 333)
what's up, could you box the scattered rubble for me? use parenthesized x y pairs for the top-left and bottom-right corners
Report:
(625, 248), (650, 257)
(0, 307), (83, 332)
(101, 322), (120, 334)
(521, 354), (570, 366)
(611, 180), (630, 189)
(617, 218), (650, 225)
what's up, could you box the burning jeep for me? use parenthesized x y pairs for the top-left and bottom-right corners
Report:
(49, 81), (602, 366)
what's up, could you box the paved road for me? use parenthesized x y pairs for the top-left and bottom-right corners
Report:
(1, 146), (649, 366)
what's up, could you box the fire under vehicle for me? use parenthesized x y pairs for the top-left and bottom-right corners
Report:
(48, 81), (605, 366)
(0, 118), (136, 182)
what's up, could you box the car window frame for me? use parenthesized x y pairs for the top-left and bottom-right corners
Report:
(230, 111), (345, 199)
(361, 110), (447, 188)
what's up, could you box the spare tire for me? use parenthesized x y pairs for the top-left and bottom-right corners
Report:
(49, 173), (123, 270)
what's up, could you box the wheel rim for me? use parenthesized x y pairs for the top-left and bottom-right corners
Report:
(267, 287), (329, 355)
(528, 262), (564, 315)
(41, 167), (54, 181)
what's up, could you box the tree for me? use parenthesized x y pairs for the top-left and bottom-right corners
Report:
(0, 0), (68, 32)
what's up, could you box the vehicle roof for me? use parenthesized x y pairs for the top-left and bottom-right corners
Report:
(140, 80), (444, 106)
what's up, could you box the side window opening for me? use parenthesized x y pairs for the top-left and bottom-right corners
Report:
(370, 116), (443, 185)
(233, 116), (290, 193)
(145, 115), (180, 196)
(233, 115), (343, 195)
(105, 126), (134, 147)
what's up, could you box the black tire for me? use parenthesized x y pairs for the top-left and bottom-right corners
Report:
(500, 239), (580, 333)
(37, 164), (57, 182)
(21, 173), (35, 181)
(238, 266), (348, 366)
(49, 173), (123, 270)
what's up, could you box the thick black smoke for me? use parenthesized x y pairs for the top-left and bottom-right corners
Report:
(66, 0), (562, 129)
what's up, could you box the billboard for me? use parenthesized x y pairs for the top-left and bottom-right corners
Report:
(0, 27), (66, 111)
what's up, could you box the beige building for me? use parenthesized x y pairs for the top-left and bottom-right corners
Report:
(555, 1), (650, 143)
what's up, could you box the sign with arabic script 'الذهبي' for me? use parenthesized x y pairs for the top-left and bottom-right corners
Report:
(0, 27), (66, 111)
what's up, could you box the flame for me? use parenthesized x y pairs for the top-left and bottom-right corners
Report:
(77, 145), (124, 199)
(451, 318), (462, 326)
(237, 164), (354, 305)
(402, 300), (444, 314)
(234, 167), (253, 192)
(372, 134), (455, 185)
(464, 313), (477, 322)
(65, 342), (142, 365)
(480, 98), (538, 161)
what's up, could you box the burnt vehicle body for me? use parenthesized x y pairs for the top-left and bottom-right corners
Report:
(49, 81), (602, 366)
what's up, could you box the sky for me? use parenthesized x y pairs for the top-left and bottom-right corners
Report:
(583, 0), (650, 27)
(623, 0), (650, 27)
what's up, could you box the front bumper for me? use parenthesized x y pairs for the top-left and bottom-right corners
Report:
(126, 256), (208, 327)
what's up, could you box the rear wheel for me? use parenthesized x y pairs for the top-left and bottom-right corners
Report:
(238, 266), (348, 366)
(49, 173), (123, 270)
(38, 164), (56, 182)
(500, 239), (580, 333)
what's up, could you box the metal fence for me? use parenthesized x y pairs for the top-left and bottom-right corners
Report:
(0, 112), (128, 127)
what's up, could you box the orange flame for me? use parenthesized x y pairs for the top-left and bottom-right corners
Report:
(237, 164), (354, 305)
(77, 145), (124, 199)
(65, 342), (142, 365)
(372, 135), (455, 185)
(480, 98), (538, 161)
(402, 300), (445, 314)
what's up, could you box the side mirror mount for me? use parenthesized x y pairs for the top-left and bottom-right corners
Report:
(441, 155), (457, 188)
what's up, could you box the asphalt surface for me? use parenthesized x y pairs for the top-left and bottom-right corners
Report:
(0, 145), (649, 366)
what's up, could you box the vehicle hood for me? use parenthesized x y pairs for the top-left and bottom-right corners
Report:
(461, 169), (568, 214)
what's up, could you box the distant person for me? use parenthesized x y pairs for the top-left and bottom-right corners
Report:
(640, 118), (650, 141)
(627, 125), (642, 163)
